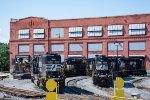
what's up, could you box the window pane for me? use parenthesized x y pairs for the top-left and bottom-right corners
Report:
(129, 29), (145, 35)
(88, 43), (102, 51)
(69, 27), (83, 37)
(108, 30), (123, 36)
(33, 29), (45, 38)
(88, 31), (102, 36)
(51, 44), (64, 52)
(33, 34), (44, 38)
(129, 24), (145, 29)
(108, 25), (123, 36)
(19, 34), (29, 39)
(69, 44), (83, 51)
(19, 45), (29, 52)
(51, 28), (64, 38)
(69, 32), (82, 37)
(18, 29), (29, 39)
(129, 42), (145, 50)
(108, 43), (123, 51)
(34, 45), (44, 52)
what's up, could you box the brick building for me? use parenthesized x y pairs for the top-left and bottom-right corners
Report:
(10, 14), (150, 72)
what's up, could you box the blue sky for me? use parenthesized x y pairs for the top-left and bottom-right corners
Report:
(0, 0), (150, 43)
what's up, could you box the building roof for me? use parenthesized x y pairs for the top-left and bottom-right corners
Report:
(10, 13), (150, 22)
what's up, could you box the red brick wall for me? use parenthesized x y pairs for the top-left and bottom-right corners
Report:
(10, 14), (150, 71)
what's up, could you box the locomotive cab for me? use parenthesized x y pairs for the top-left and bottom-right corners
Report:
(92, 55), (112, 87)
(127, 57), (147, 76)
(31, 54), (65, 92)
(12, 55), (31, 79)
(64, 57), (87, 77)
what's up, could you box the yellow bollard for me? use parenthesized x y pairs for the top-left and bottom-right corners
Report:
(112, 77), (125, 100)
(46, 79), (58, 100)
(111, 77), (144, 100)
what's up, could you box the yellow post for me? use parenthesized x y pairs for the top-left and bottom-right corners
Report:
(112, 77), (125, 100)
(46, 79), (58, 100)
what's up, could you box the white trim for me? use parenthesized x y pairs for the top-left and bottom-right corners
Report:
(129, 55), (146, 57)
(69, 27), (82, 32)
(108, 25), (123, 30)
(108, 55), (123, 57)
(33, 29), (44, 33)
(88, 26), (102, 31)
(18, 29), (29, 34)
(129, 24), (145, 29)
(68, 55), (83, 57)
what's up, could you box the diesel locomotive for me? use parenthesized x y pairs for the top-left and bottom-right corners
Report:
(92, 55), (112, 87)
(31, 54), (65, 91)
(108, 56), (147, 77)
(63, 57), (87, 77)
(12, 55), (31, 79)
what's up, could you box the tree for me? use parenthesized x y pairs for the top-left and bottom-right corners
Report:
(0, 43), (9, 71)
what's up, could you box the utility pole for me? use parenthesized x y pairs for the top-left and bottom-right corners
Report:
(114, 42), (121, 76)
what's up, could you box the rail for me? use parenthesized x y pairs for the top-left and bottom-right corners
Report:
(0, 85), (45, 98)
(66, 77), (111, 100)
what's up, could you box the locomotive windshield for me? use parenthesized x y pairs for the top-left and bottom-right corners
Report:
(95, 55), (109, 70)
(44, 55), (61, 64)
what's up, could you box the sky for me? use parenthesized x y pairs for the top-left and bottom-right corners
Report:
(0, 0), (150, 43)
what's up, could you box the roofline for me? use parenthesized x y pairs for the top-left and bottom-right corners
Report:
(49, 13), (150, 21)
(10, 16), (48, 22)
(10, 13), (150, 22)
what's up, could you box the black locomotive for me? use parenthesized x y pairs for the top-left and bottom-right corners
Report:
(31, 54), (65, 92)
(108, 56), (147, 78)
(92, 55), (112, 87)
(91, 55), (147, 87)
(63, 57), (87, 77)
(12, 55), (31, 79)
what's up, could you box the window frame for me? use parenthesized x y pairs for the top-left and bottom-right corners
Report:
(88, 43), (102, 51)
(108, 42), (123, 51)
(18, 44), (30, 53)
(129, 41), (146, 51)
(50, 28), (64, 38)
(69, 43), (83, 51)
(34, 44), (45, 52)
(18, 29), (30, 39)
(107, 25), (123, 36)
(69, 27), (83, 37)
(33, 29), (45, 39)
(128, 24), (146, 36)
(87, 26), (102, 37)
(51, 44), (64, 52)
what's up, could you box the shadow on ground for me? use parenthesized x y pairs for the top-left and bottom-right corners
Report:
(63, 86), (94, 95)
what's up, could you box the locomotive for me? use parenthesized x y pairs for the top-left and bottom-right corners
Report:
(31, 54), (65, 91)
(12, 55), (31, 79)
(91, 55), (147, 87)
(108, 56), (147, 77)
(63, 57), (87, 77)
(92, 55), (112, 87)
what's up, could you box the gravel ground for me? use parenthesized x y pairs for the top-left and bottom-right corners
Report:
(76, 77), (112, 97)
(0, 78), (42, 92)
(140, 77), (150, 89)
(0, 74), (150, 100)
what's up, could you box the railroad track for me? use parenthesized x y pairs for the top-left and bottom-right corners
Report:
(0, 85), (45, 98)
(65, 76), (111, 100)
(66, 77), (90, 95)
(132, 77), (150, 92)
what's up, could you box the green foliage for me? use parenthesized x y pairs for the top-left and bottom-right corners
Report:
(0, 43), (9, 71)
